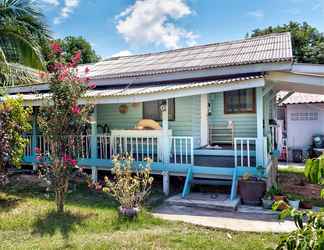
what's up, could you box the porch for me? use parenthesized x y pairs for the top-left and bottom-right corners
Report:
(20, 72), (279, 201)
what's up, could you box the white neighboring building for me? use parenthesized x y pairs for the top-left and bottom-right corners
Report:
(278, 92), (324, 159)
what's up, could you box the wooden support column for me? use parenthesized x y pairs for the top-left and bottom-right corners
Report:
(90, 105), (97, 182)
(32, 110), (37, 171)
(256, 87), (264, 167)
(162, 171), (170, 196)
(161, 100), (170, 196)
(200, 94), (208, 146)
(162, 100), (169, 164)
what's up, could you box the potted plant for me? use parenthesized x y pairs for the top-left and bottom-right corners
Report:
(267, 185), (289, 211)
(103, 156), (153, 219)
(262, 191), (273, 209)
(269, 185), (287, 201)
(287, 194), (300, 209)
(238, 171), (266, 205)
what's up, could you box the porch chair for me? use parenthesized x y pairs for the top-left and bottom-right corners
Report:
(208, 121), (234, 148)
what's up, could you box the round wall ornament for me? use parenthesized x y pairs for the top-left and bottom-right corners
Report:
(119, 104), (128, 114)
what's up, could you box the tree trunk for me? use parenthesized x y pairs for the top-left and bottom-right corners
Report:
(55, 176), (69, 213)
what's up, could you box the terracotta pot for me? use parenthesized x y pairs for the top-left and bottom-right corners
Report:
(118, 206), (140, 218)
(238, 179), (266, 205)
(300, 201), (313, 209)
(273, 195), (287, 202)
(276, 201), (289, 211)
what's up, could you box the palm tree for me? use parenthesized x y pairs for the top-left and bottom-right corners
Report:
(0, 0), (50, 87)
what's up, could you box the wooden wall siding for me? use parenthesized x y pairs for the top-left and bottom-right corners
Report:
(208, 92), (257, 138)
(96, 96), (202, 148)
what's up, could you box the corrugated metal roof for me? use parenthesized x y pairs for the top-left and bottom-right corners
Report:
(13, 74), (263, 101)
(278, 91), (324, 105)
(79, 32), (292, 80)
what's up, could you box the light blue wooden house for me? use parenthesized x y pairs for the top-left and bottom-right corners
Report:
(7, 32), (324, 199)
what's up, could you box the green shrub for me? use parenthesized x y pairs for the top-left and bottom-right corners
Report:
(304, 155), (324, 185)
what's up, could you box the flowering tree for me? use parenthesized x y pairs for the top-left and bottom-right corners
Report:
(37, 42), (95, 213)
(0, 97), (31, 185)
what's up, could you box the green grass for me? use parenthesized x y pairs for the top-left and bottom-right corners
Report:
(0, 185), (281, 250)
(278, 165), (305, 175)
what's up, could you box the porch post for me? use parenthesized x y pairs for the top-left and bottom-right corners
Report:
(162, 99), (169, 163)
(32, 110), (37, 171)
(200, 94), (209, 146)
(162, 99), (170, 196)
(90, 105), (98, 182)
(256, 87), (264, 167)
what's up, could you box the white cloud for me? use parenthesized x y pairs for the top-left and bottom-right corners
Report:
(111, 50), (133, 57)
(54, 0), (80, 24)
(116, 0), (197, 50)
(247, 9), (264, 18)
(41, 0), (60, 6)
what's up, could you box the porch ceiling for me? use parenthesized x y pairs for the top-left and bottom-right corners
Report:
(267, 71), (324, 95)
(8, 74), (265, 106)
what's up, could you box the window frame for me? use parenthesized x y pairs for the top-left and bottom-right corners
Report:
(142, 98), (176, 121)
(223, 89), (256, 114)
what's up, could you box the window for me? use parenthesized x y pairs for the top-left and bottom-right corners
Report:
(291, 112), (318, 121)
(143, 99), (175, 121)
(224, 89), (256, 114)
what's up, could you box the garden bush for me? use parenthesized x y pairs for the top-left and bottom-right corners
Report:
(102, 156), (153, 217)
(0, 97), (31, 185)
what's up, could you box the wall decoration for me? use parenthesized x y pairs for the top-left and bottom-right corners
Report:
(119, 104), (128, 114)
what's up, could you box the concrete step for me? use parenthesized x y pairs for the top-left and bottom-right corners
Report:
(191, 178), (232, 186)
(165, 192), (240, 212)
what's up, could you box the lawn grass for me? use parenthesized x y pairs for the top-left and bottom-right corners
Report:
(0, 184), (281, 250)
(278, 165), (305, 175)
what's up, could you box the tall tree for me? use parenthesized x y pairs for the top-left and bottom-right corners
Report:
(0, 0), (50, 87)
(249, 21), (324, 64)
(43, 36), (101, 65)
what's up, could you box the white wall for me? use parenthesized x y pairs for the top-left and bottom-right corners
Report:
(287, 103), (324, 149)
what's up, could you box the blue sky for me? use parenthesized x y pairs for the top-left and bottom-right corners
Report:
(40, 0), (324, 59)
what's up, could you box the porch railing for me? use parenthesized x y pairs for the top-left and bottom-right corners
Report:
(170, 136), (194, 165)
(111, 135), (161, 162)
(24, 135), (33, 157)
(234, 137), (257, 167)
(24, 134), (194, 166)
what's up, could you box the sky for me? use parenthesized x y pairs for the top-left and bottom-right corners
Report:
(39, 0), (324, 59)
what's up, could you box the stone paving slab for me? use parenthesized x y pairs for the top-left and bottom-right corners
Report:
(165, 193), (240, 212)
(153, 204), (296, 233)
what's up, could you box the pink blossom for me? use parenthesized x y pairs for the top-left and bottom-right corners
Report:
(71, 51), (81, 66)
(51, 42), (62, 54)
(63, 154), (70, 162)
(88, 82), (96, 89)
(70, 159), (77, 166)
(58, 72), (66, 81)
(84, 67), (90, 74)
(71, 105), (81, 114)
(35, 147), (41, 154)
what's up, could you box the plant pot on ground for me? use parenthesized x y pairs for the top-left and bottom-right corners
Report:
(262, 191), (273, 209)
(262, 197), (273, 209)
(238, 174), (266, 206)
(300, 200), (313, 209)
(267, 185), (288, 211)
(288, 199), (300, 209)
(118, 206), (140, 218)
(287, 194), (300, 209)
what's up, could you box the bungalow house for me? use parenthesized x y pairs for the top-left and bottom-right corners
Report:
(6, 32), (324, 200)
(277, 92), (324, 161)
